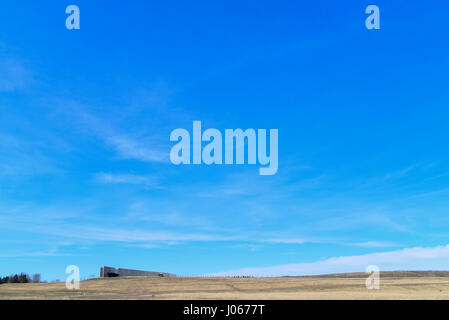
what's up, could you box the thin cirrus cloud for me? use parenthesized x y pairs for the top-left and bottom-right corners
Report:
(36, 224), (239, 243)
(0, 205), (237, 243)
(351, 241), (395, 248)
(209, 244), (449, 277)
(263, 239), (307, 245)
(60, 100), (169, 164)
(104, 134), (168, 163)
(95, 172), (160, 188)
(0, 250), (72, 258)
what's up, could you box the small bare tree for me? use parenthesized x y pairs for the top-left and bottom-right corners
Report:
(32, 274), (41, 283)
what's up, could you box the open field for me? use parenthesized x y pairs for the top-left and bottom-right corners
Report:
(1, 271), (449, 300)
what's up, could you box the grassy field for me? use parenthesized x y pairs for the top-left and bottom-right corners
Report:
(1, 271), (449, 300)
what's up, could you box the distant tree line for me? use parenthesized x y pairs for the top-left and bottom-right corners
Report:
(0, 273), (41, 284)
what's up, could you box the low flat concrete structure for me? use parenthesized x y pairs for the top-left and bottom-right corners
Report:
(100, 266), (176, 278)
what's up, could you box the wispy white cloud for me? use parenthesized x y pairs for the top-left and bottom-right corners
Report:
(194, 170), (323, 199)
(123, 200), (224, 232)
(408, 187), (449, 199)
(210, 244), (449, 277)
(381, 165), (416, 181)
(350, 241), (395, 248)
(263, 238), (307, 245)
(95, 172), (161, 188)
(63, 101), (169, 163)
(0, 203), (238, 243)
(36, 224), (238, 243)
(105, 134), (167, 162)
(125, 243), (158, 249)
(0, 252), (72, 258)
(0, 248), (72, 258)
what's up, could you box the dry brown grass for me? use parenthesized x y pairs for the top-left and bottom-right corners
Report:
(1, 272), (449, 300)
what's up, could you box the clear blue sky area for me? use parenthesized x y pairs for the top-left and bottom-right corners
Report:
(1, 1), (449, 280)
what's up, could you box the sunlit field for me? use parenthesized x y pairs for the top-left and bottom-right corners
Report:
(1, 272), (449, 300)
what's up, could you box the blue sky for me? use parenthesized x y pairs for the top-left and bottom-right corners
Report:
(1, 0), (449, 280)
